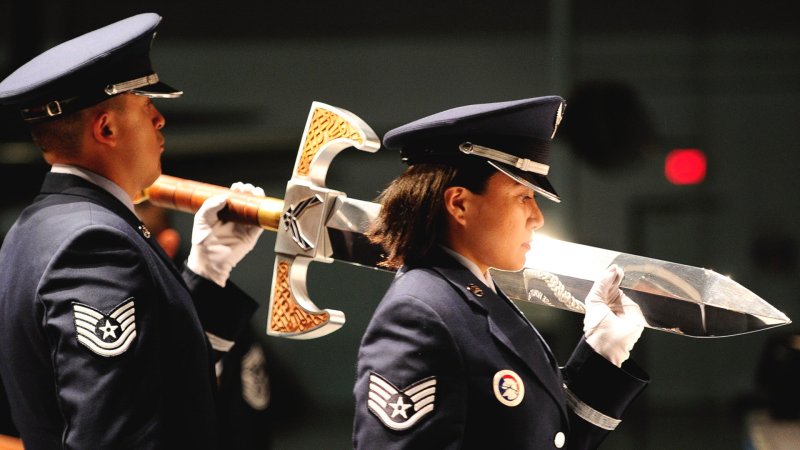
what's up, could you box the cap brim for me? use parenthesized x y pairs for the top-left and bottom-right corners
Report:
(131, 81), (182, 99)
(489, 161), (561, 203)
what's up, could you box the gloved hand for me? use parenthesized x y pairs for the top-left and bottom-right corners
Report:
(583, 265), (646, 367)
(187, 182), (265, 287)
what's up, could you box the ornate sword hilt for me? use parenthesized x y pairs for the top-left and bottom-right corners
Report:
(138, 102), (380, 339)
(268, 102), (380, 339)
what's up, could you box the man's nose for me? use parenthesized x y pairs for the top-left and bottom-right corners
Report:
(153, 108), (165, 130)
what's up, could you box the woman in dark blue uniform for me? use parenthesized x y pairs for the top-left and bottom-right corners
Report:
(353, 97), (649, 449)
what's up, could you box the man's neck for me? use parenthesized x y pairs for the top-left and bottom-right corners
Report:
(50, 164), (138, 217)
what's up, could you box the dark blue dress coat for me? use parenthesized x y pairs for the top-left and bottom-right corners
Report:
(354, 250), (649, 449)
(0, 173), (258, 449)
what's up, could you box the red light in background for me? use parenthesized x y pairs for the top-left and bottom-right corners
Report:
(665, 148), (706, 185)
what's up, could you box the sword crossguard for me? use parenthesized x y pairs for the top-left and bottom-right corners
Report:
(267, 102), (379, 339)
(292, 102), (380, 187)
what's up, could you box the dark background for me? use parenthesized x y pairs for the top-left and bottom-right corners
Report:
(1, 1), (799, 448)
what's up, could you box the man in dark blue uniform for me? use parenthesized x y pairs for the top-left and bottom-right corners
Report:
(0, 13), (264, 449)
(354, 97), (650, 449)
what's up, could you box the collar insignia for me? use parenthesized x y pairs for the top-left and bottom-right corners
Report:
(493, 369), (525, 407)
(138, 224), (151, 239)
(466, 283), (484, 297)
(72, 298), (137, 357)
(367, 372), (437, 430)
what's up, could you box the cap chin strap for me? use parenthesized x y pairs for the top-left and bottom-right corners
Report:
(105, 73), (182, 98)
(105, 73), (160, 95)
(459, 142), (549, 176)
(489, 162), (562, 203)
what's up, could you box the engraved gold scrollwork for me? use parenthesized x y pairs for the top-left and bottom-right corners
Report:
(269, 261), (330, 334)
(296, 108), (364, 177)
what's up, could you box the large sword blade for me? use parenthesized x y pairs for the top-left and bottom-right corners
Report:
(490, 234), (791, 337)
(321, 197), (790, 337)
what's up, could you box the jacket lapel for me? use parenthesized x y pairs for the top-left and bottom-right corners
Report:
(427, 251), (568, 421)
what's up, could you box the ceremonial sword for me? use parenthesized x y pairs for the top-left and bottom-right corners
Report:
(137, 102), (790, 340)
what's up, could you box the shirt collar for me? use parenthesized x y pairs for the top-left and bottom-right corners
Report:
(440, 245), (496, 293)
(50, 164), (138, 217)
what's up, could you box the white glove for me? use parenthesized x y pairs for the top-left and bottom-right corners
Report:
(583, 265), (646, 367)
(187, 182), (265, 287)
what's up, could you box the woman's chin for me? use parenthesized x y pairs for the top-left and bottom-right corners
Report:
(492, 261), (526, 272)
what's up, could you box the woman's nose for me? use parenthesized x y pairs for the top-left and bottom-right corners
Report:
(530, 199), (544, 230)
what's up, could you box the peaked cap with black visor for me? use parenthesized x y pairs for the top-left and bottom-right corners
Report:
(0, 13), (181, 123)
(383, 96), (566, 202)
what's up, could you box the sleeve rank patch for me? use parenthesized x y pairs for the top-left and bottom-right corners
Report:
(72, 298), (137, 357)
(367, 372), (437, 431)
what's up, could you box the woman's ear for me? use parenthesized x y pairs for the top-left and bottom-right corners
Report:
(443, 186), (469, 226)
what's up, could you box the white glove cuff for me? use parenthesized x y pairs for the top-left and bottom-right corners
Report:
(187, 248), (230, 287)
(585, 316), (643, 368)
(586, 332), (631, 367)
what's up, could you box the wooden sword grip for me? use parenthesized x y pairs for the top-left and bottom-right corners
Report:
(139, 175), (284, 231)
(0, 435), (23, 450)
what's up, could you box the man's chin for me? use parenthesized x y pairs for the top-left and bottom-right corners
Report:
(143, 171), (161, 190)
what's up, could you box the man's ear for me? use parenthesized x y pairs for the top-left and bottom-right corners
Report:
(443, 186), (470, 226)
(90, 111), (116, 146)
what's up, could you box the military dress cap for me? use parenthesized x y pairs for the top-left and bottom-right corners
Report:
(383, 96), (566, 202)
(0, 12), (181, 123)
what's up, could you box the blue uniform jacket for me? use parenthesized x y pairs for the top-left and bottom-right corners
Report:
(0, 173), (258, 449)
(354, 250), (649, 449)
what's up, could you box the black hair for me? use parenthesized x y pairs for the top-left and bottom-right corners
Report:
(366, 159), (495, 269)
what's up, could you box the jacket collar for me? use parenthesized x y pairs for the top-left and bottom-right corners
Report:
(40, 172), (139, 226)
(50, 164), (137, 216)
(38, 172), (184, 281)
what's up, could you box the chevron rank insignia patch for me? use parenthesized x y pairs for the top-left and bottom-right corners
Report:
(72, 298), (137, 357)
(367, 372), (436, 430)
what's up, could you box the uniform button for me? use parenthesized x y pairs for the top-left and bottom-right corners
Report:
(554, 431), (565, 448)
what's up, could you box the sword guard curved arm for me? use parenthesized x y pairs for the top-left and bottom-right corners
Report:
(267, 254), (345, 339)
(293, 101), (380, 187)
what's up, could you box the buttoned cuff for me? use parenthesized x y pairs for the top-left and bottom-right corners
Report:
(563, 337), (649, 424)
(183, 268), (258, 346)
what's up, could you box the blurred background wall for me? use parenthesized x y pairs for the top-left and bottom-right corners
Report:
(1, 1), (798, 448)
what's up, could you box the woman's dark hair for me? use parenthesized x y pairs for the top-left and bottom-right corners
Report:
(367, 159), (496, 269)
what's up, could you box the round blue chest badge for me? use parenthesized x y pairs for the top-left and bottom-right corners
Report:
(493, 369), (525, 407)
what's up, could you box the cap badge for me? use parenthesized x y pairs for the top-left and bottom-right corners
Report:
(367, 372), (437, 431)
(466, 283), (484, 297)
(72, 298), (137, 357)
(551, 102), (565, 139)
(493, 369), (525, 407)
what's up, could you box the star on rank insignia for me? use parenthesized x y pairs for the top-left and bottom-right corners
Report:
(367, 372), (437, 430)
(72, 298), (137, 357)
